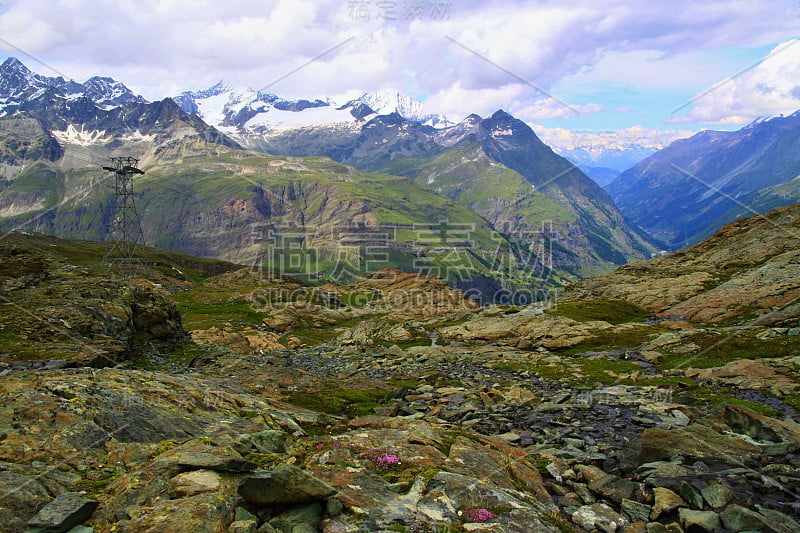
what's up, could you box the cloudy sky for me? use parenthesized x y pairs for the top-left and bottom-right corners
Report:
(0, 0), (798, 141)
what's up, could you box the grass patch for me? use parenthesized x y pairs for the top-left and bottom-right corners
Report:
(285, 386), (390, 418)
(691, 388), (780, 417)
(338, 292), (380, 307)
(280, 327), (340, 347)
(495, 355), (644, 388)
(781, 394), (800, 411)
(657, 330), (800, 370)
(547, 299), (651, 324)
(559, 325), (663, 355)
(174, 299), (263, 329)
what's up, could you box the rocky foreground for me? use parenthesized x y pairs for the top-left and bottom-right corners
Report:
(1, 203), (800, 533)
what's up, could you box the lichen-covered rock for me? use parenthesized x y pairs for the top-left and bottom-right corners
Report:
(26, 492), (98, 533)
(238, 464), (337, 505)
(639, 424), (762, 469)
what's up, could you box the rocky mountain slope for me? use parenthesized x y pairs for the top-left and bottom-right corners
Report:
(562, 201), (800, 325)
(1, 202), (799, 532)
(607, 112), (800, 249)
(248, 110), (657, 280)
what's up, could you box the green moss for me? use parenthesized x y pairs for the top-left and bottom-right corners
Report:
(338, 292), (381, 307)
(76, 469), (121, 497)
(533, 457), (552, 474)
(657, 330), (800, 370)
(285, 386), (390, 418)
(781, 394), (800, 410)
(495, 355), (644, 388)
(559, 325), (663, 355)
(690, 390), (779, 417)
(546, 299), (651, 324)
(174, 299), (263, 329)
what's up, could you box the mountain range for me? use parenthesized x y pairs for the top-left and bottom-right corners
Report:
(0, 57), (657, 296)
(607, 112), (800, 249)
(2, 56), (800, 290)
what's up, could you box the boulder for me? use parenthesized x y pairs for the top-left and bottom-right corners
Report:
(650, 487), (685, 520)
(719, 504), (786, 533)
(238, 464), (337, 505)
(639, 424), (761, 469)
(572, 503), (628, 533)
(26, 492), (98, 533)
(699, 481), (733, 509)
(167, 470), (222, 498)
(678, 508), (720, 532)
(175, 448), (257, 472)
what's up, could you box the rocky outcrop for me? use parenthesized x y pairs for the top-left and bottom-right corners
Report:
(0, 239), (186, 366)
(563, 202), (800, 324)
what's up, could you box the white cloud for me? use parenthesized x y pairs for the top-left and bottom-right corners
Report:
(667, 39), (800, 125)
(0, 0), (796, 126)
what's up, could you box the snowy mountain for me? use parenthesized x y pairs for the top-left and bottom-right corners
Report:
(171, 83), (451, 133)
(0, 57), (146, 114)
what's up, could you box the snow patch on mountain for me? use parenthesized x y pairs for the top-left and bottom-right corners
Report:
(52, 125), (110, 146)
(244, 105), (356, 130)
(52, 124), (156, 146)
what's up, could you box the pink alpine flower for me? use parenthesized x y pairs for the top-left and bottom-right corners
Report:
(460, 508), (497, 523)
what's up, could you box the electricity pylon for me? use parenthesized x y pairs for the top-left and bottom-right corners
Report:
(102, 157), (146, 277)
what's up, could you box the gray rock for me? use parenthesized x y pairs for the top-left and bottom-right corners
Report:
(572, 503), (628, 533)
(27, 492), (99, 533)
(720, 504), (783, 533)
(234, 430), (289, 454)
(636, 461), (690, 481)
(326, 498), (344, 516)
(228, 520), (257, 533)
(235, 506), (259, 522)
(699, 481), (733, 509)
(65, 527), (94, 533)
(678, 508), (719, 532)
(590, 474), (639, 504)
(290, 525), (318, 533)
(176, 449), (257, 472)
(268, 502), (322, 531)
(676, 481), (703, 510)
(239, 464), (337, 505)
(651, 487), (686, 520)
(755, 506), (800, 533)
(621, 499), (652, 523)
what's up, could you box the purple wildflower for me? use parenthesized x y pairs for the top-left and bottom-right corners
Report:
(461, 508), (496, 523)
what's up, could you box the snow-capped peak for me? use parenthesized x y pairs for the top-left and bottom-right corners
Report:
(171, 83), (453, 133)
(347, 88), (452, 128)
(0, 56), (146, 111)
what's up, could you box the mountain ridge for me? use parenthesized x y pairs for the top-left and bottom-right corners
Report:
(608, 111), (800, 249)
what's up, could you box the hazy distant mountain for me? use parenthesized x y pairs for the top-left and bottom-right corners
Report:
(578, 166), (621, 188)
(607, 112), (800, 249)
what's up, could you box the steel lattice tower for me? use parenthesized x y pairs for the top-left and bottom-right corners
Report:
(102, 157), (146, 276)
